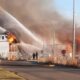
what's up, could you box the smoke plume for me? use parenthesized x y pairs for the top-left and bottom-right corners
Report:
(0, 0), (80, 51)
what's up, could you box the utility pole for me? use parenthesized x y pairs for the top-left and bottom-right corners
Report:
(53, 27), (56, 55)
(51, 22), (57, 55)
(72, 0), (76, 59)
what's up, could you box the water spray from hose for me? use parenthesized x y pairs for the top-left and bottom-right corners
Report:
(0, 7), (43, 46)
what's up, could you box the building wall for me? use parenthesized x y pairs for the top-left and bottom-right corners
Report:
(0, 34), (9, 58)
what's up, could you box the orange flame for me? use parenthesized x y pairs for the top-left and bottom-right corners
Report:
(77, 37), (80, 44)
(7, 33), (16, 44)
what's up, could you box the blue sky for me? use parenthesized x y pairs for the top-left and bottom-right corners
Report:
(54, 0), (80, 19)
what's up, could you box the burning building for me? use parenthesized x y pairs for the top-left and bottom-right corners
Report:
(0, 28), (19, 60)
(6, 32), (20, 60)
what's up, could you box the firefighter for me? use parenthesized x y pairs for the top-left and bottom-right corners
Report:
(35, 52), (38, 60)
(32, 53), (36, 60)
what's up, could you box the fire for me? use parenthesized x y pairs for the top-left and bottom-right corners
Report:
(8, 37), (14, 44)
(66, 37), (80, 55)
(6, 32), (16, 44)
(76, 37), (80, 44)
(76, 37), (80, 52)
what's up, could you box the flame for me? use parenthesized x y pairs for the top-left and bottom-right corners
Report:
(7, 32), (16, 44)
(77, 37), (80, 44)
(66, 37), (80, 54)
(8, 37), (14, 44)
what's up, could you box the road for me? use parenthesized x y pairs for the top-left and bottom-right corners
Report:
(0, 61), (80, 80)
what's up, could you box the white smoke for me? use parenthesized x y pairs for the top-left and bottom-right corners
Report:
(0, 26), (6, 33)
(0, 7), (43, 47)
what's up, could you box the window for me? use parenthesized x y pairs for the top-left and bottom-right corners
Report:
(2, 36), (4, 40)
